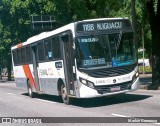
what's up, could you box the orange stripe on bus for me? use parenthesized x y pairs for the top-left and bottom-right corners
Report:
(17, 43), (23, 48)
(22, 65), (36, 88)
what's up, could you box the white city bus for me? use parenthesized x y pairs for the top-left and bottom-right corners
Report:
(11, 18), (140, 104)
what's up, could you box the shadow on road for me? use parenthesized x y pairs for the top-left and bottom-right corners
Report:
(72, 93), (152, 108)
(22, 93), (63, 103)
(22, 93), (152, 108)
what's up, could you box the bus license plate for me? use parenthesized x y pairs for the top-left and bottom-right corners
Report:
(110, 86), (120, 92)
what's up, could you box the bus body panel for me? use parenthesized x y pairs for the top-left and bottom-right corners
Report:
(38, 60), (65, 95)
(13, 61), (66, 96)
(13, 64), (34, 91)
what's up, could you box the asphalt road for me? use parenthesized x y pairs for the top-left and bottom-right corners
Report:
(0, 81), (159, 126)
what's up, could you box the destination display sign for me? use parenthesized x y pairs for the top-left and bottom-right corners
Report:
(76, 19), (131, 32)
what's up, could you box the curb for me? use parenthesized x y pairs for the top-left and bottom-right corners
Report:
(140, 85), (150, 90)
(139, 74), (152, 78)
(0, 80), (15, 83)
(0, 80), (6, 83)
(140, 84), (160, 90)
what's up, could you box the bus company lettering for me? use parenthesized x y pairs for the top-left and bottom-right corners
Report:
(96, 75), (131, 85)
(96, 79), (112, 84)
(39, 69), (48, 76)
(117, 76), (131, 81)
(83, 22), (122, 31)
(39, 68), (53, 76)
(48, 68), (53, 75)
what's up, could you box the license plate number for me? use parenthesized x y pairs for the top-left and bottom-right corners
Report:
(110, 86), (120, 92)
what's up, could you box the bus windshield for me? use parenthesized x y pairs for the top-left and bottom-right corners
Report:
(76, 32), (137, 69)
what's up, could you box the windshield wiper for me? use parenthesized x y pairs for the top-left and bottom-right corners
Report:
(90, 34), (107, 49)
(97, 37), (108, 49)
(116, 30), (122, 49)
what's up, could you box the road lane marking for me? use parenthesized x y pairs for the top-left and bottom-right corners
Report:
(6, 93), (16, 95)
(112, 113), (129, 117)
(35, 99), (57, 104)
(154, 123), (160, 125)
(5, 92), (57, 104)
(112, 113), (160, 125)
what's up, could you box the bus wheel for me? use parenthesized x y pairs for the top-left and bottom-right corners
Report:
(61, 84), (71, 105)
(27, 80), (34, 98)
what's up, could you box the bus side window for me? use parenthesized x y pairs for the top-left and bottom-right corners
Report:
(26, 46), (32, 64)
(13, 50), (18, 65)
(44, 39), (52, 60)
(38, 42), (45, 62)
(52, 37), (61, 59)
(21, 48), (26, 64)
(17, 49), (22, 65)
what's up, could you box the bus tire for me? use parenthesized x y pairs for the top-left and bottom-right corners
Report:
(61, 84), (71, 105)
(27, 80), (34, 98)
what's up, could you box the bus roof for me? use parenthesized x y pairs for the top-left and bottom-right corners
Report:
(11, 17), (129, 50)
(11, 22), (75, 50)
(76, 17), (128, 23)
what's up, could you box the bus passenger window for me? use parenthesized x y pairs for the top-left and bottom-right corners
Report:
(44, 39), (52, 60)
(38, 42), (45, 61)
(21, 48), (26, 64)
(52, 37), (61, 59)
(17, 49), (22, 65)
(13, 50), (18, 65)
(26, 46), (32, 64)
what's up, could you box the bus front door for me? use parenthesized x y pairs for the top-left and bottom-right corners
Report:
(61, 32), (75, 96)
(31, 45), (41, 93)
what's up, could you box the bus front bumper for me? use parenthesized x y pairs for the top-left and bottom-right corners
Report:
(78, 77), (140, 98)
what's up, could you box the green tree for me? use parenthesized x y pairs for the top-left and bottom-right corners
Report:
(0, 0), (13, 80)
(0, 0), (155, 83)
(146, 0), (160, 89)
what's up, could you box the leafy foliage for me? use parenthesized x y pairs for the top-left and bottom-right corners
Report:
(0, 0), (158, 82)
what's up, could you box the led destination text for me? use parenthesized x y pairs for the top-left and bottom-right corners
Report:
(82, 22), (122, 32)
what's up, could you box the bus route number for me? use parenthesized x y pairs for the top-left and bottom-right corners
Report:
(83, 24), (94, 31)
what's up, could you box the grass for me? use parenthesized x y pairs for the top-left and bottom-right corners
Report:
(139, 66), (152, 73)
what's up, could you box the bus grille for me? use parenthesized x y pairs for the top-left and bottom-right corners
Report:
(95, 81), (132, 94)
(80, 64), (136, 78)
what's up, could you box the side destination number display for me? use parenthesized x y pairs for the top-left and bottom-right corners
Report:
(76, 19), (131, 32)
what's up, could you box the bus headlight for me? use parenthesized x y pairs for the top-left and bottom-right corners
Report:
(132, 72), (139, 83)
(79, 77), (95, 89)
